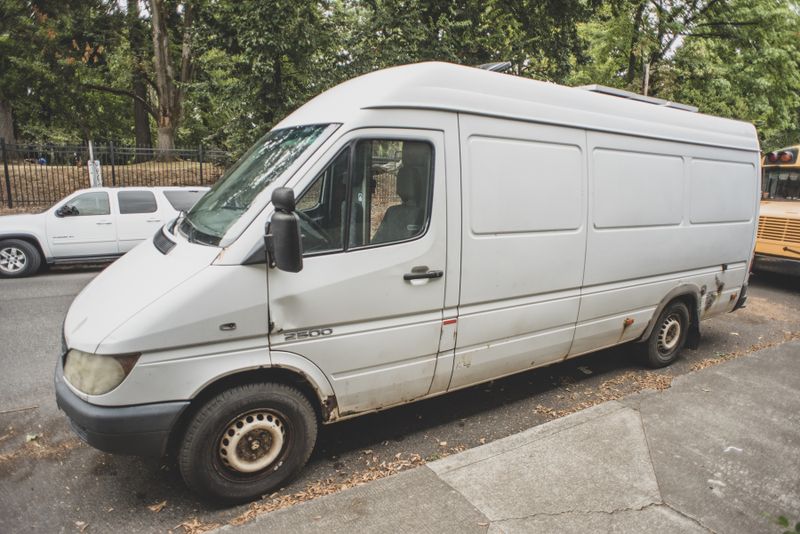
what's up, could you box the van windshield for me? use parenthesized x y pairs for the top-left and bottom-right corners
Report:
(181, 124), (329, 245)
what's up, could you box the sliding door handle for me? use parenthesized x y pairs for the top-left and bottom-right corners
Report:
(403, 269), (443, 281)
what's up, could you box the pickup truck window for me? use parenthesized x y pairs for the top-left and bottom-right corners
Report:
(60, 192), (110, 216)
(118, 191), (158, 214)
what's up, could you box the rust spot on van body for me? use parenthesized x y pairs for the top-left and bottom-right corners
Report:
(322, 395), (338, 421)
(618, 317), (634, 342)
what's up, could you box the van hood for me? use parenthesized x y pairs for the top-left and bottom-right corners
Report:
(64, 234), (220, 353)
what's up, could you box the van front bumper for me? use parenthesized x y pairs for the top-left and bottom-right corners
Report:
(54, 357), (189, 457)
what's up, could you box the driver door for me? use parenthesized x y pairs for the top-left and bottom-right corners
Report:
(267, 130), (448, 415)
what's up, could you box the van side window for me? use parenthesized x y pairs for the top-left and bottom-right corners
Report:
(295, 139), (433, 255)
(295, 149), (350, 254)
(349, 140), (432, 247)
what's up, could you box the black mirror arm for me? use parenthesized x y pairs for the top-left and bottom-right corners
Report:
(264, 222), (277, 268)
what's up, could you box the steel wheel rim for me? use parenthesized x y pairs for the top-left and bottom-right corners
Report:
(657, 314), (681, 354)
(219, 411), (286, 474)
(0, 247), (26, 274)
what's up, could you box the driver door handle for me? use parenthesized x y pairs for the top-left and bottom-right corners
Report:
(403, 269), (444, 281)
(96, 221), (112, 225)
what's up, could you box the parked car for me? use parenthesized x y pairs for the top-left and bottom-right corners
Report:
(55, 62), (758, 502)
(0, 186), (209, 277)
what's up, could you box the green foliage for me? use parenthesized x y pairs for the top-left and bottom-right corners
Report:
(1, 0), (798, 153)
(777, 515), (800, 534)
(569, 0), (800, 150)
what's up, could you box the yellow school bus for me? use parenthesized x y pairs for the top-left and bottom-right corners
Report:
(756, 145), (800, 274)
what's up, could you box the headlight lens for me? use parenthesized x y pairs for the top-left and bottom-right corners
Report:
(63, 350), (140, 395)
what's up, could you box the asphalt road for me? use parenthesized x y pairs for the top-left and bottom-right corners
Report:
(1, 267), (798, 534)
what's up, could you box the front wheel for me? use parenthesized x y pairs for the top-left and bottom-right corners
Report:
(0, 239), (41, 278)
(640, 301), (690, 368)
(178, 382), (318, 502)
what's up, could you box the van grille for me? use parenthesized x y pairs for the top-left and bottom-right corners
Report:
(758, 216), (800, 244)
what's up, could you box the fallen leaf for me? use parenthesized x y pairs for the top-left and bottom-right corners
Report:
(730, 332), (740, 336)
(578, 366), (593, 375)
(148, 500), (167, 513)
(75, 520), (88, 533)
(25, 434), (40, 442)
(439, 441), (447, 447)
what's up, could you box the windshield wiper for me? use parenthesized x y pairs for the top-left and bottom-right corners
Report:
(180, 216), (222, 246)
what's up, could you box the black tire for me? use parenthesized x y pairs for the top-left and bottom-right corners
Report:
(0, 239), (42, 278)
(641, 301), (690, 368)
(178, 382), (318, 502)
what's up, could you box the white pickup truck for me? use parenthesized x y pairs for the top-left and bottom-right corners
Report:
(0, 186), (208, 277)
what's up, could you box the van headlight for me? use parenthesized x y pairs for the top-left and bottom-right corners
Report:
(63, 350), (140, 395)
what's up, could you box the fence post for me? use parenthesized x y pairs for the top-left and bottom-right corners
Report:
(198, 143), (204, 184)
(1, 138), (12, 208)
(109, 141), (116, 186)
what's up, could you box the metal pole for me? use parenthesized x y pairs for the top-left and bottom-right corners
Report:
(110, 141), (116, 186)
(1, 138), (12, 208)
(198, 143), (204, 184)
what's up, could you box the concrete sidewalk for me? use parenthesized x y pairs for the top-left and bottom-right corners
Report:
(226, 341), (800, 534)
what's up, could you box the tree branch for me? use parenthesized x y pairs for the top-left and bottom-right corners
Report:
(82, 84), (157, 119)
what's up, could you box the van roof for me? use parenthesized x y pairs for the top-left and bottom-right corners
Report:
(277, 62), (759, 152)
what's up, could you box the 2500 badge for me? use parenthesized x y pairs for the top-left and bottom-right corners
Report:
(284, 328), (333, 341)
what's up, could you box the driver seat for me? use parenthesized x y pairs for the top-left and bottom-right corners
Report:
(373, 165), (425, 244)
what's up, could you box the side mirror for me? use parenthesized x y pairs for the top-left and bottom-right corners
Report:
(266, 187), (303, 273)
(56, 205), (75, 217)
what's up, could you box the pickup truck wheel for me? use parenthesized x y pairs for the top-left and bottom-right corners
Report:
(0, 239), (41, 278)
(178, 382), (318, 502)
(641, 301), (690, 368)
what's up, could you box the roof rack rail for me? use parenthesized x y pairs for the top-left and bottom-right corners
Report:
(577, 84), (698, 113)
(476, 61), (512, 73)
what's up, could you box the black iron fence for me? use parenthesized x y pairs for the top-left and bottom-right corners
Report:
(0, 139), (233, 208)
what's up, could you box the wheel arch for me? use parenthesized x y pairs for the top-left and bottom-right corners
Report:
(166, 352), (339, 457)
(638, 285), (701, 349)
(0, 232), (49, 263)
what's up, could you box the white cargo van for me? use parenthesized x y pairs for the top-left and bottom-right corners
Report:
(55, 62), (759, 501)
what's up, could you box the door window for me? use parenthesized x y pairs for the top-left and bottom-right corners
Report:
(118, 191), (158, 214)
(295, 149), (350, 254)
(58, 192), (110, 216)
(294, 139), (433, 255)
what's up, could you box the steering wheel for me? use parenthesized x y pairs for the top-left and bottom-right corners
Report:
(295, 210), (333, 251)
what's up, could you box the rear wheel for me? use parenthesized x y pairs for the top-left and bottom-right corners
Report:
(178, 382), (317, 502)
(641, 301), (690, 368)
(0, 239), (41, 278)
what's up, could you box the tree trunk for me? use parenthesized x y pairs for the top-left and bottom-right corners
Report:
(626, 1), (646, 85)
(156, 123), (175, 153)
(0, 97), (16, 147)
(149, 0), (193, 161)
(128, 0), (152, 157)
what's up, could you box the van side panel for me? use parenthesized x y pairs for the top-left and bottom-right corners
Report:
(570, 132), (759, 356)
(449, 114), (587, 389)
